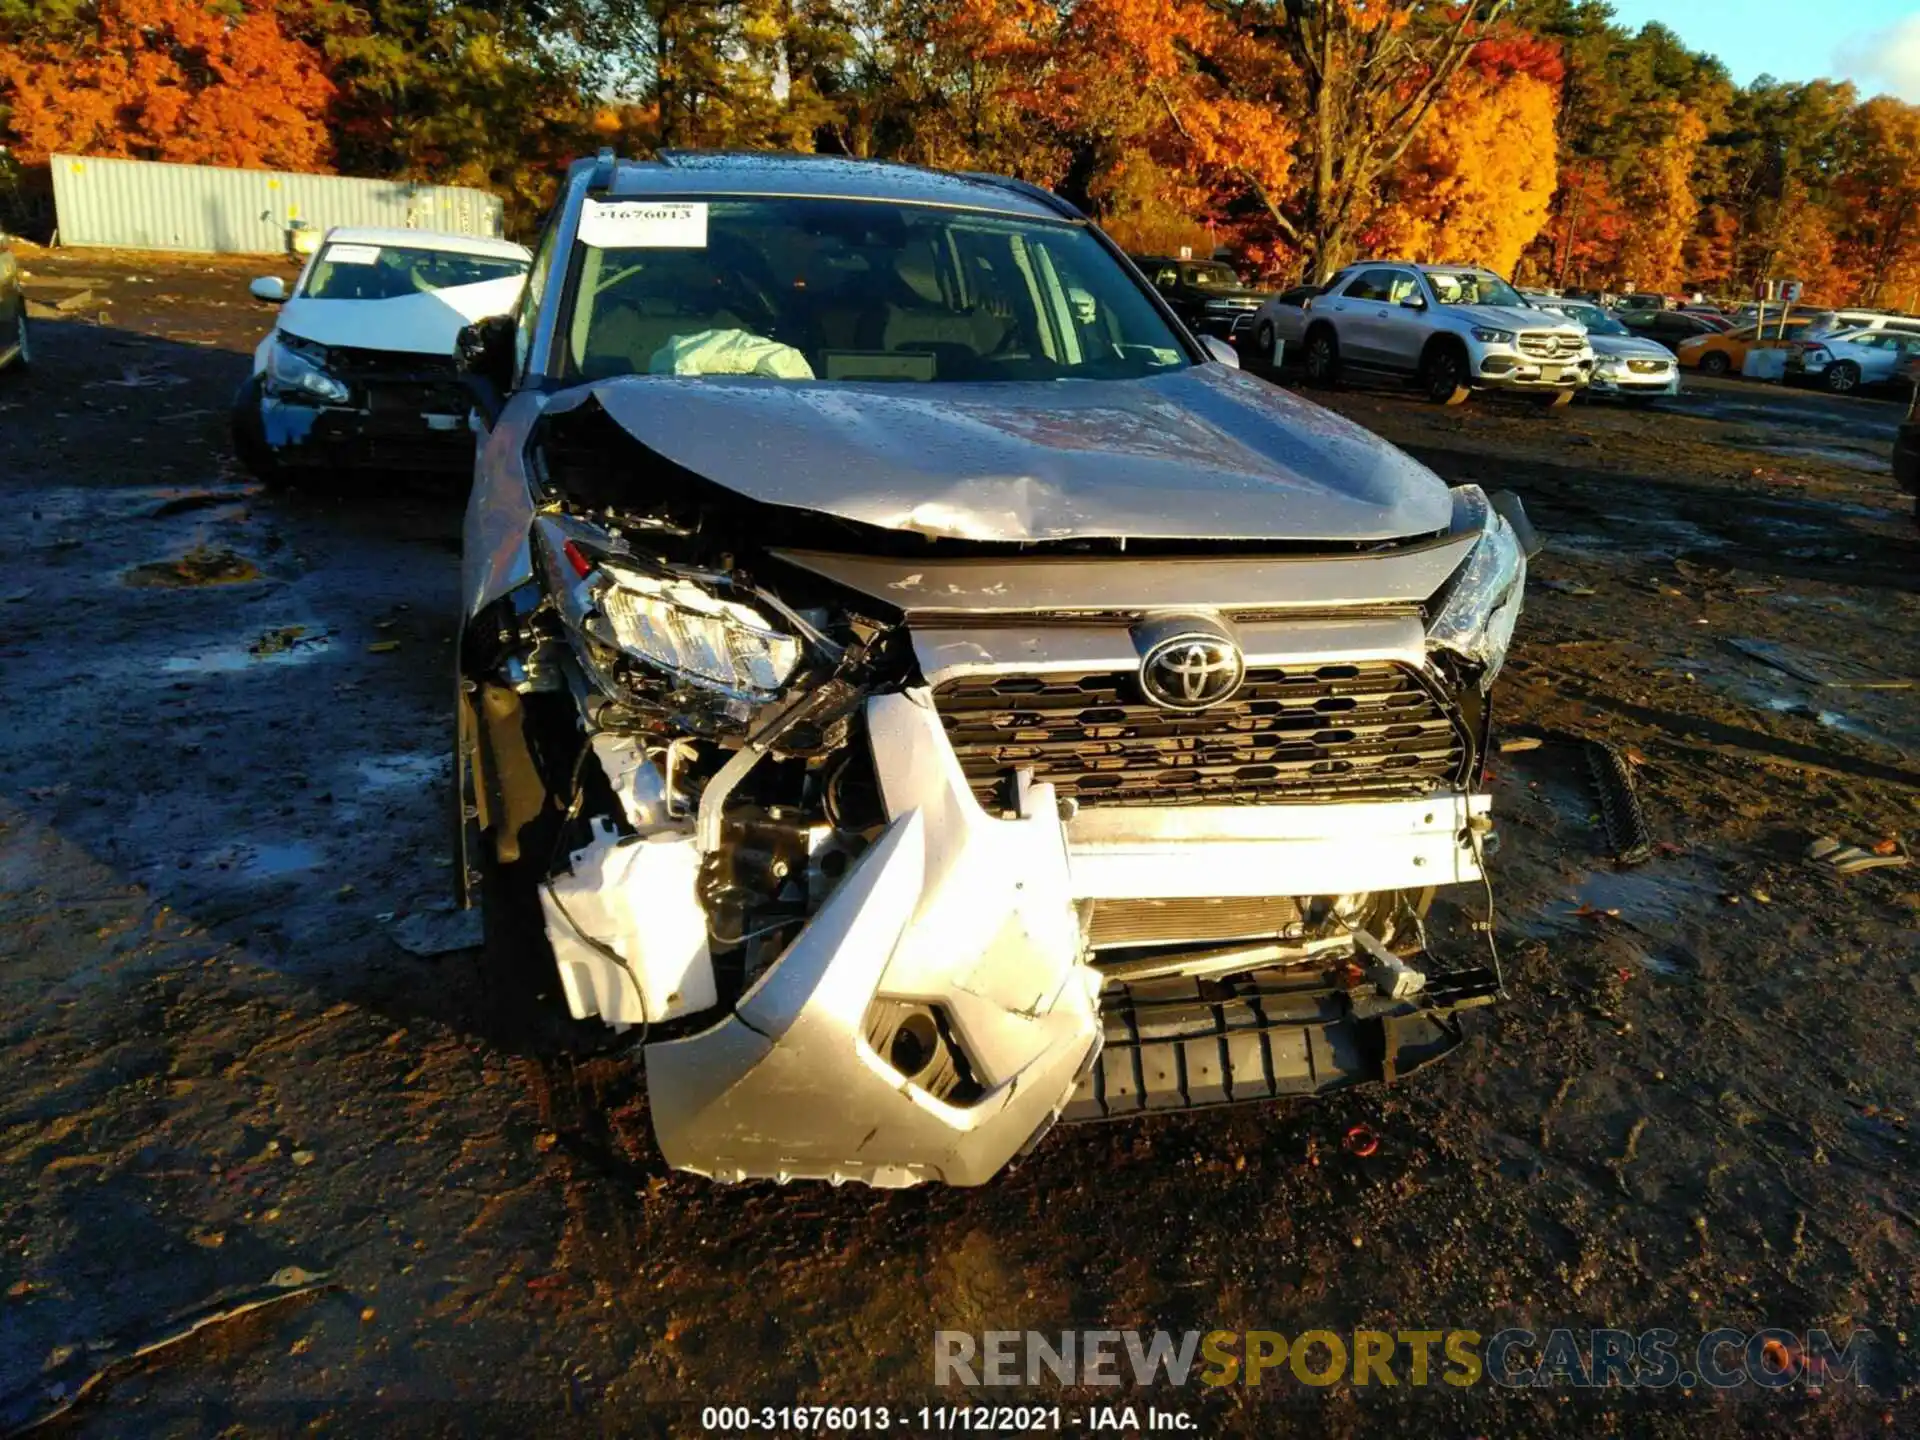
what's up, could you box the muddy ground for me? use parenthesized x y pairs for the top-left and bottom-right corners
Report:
(1, 246), (1917, 1439)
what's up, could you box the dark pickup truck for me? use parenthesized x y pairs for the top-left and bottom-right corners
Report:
(1132, 255), (1272, 338)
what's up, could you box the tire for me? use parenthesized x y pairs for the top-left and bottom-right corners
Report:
(1699, 351), (1731, 377)
(1421, 343), (1471, 405)
(6, 309), (28, 372)
(1302, 326), (1340, 387)
(1534, 389), (1574, 410)
(1825, 361), (1860, 395)
(1255, 320), (1278, 370)
(229, 373), (284, 485)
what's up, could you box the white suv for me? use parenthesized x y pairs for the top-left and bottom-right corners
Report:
(1299, 261), (1593, 408)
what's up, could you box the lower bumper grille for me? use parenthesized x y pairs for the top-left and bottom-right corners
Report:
(934, 660), (1468, 809)
(1062, 965), (1500, 1122)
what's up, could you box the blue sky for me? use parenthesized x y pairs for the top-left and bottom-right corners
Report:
(1603, 0), (1920, 98)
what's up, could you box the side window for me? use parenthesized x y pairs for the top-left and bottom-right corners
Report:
(1152, 267), (1179, 289)
(1342, 270), (1388, 302)
(513, 213), (562, 378)
(1385, 271), (1421, 304)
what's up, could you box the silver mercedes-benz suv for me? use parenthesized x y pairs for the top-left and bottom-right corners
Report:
(452, 151), (1531, 1188)
(1300, 260), (1594, 407)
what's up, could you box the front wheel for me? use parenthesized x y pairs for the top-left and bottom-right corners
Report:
(1825, 361), (1860, 394)
(1302, 329), (1340, 387)
(1534, 389), (1574, 410)
(229, 374), (284, 485)
(1699, 351), (1731, 377)
(1255, 320), (1278, 370)
(1422, 346), (1471, 405)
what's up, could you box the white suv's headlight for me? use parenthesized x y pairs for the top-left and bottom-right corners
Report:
(1428, 485), (1525, 686)
(265, 333), (350, 404)
(1471, 327), (1515, 345)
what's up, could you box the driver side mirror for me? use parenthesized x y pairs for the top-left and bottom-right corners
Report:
(248, 276), (287, 304)
(1399, 296), (1426, 310)
(456, 314), (518, 425)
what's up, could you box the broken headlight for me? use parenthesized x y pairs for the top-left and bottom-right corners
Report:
(596, 563), (800, 695)
(535, 518), (802, 701)
(264, 333), (349, 405)
(1426, 484), (1525, 685)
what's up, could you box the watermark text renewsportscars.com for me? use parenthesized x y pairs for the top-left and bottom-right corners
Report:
(934, 1327), (1877, 1392)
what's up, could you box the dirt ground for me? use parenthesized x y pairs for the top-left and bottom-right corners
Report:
(1, 245), (1917, 1439)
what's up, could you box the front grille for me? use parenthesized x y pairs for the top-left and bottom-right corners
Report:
(1626, 358), (1670, 374)
(1517, 332), (1583, 360)
(933, 660), (1469, 809)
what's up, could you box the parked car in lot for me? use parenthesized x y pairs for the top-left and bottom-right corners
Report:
(1241, 283), (1322, 365)
(1131, 255), (1273, 337)
(1619, 307), (1727, 349)
(1613, 292), (1672, 315)
(452, 151), (1529, 1188)
(1297, 260), (1591, 405)
(0, 232), (28, 374)
(1675, 316), (1819, 375)
(232, 226), (531, 481)
(1530, 298), (1678, 401)
(1895, 360), (1920, 526)
(1785, 328), (1920, 393)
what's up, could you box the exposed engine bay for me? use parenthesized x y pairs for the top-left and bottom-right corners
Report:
(456, 383), (1526, 1188)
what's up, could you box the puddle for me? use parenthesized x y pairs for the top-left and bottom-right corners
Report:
(196, 840), (326, 878)
(1751, 441), (1889, 473)
(162, 628), (333, 674)
(1519, 866), (1720, 949)
(125, 545), (261, 588)
(357, 753), (447, 790)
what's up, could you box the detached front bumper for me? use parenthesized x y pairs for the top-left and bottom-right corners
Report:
(547, 680), (1500, 1187)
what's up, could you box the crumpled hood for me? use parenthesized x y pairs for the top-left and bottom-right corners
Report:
(553, 365), (1453, 544)
(1587, 332), (1675, 361)
(276, 274), (526, 356)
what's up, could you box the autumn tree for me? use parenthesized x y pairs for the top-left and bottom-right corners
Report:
(1187, 0), (1516, 279)
(1830, 97), (1920, 307)
(0, 0), (335, 170)
(1367, 32), (1561, 277)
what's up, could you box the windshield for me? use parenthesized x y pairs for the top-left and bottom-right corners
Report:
(560, 196), (1189, 384)
(304, 243), (526, 301)
(1425, 270), (1524, 307)
(1547, 301), (1627, 336)
(1185, 263), (1244, 289)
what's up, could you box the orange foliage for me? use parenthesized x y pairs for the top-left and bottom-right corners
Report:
(1615, 105), (1706, 290)
(1366, 69), (1558, 276)
(0, 0), (334, 171)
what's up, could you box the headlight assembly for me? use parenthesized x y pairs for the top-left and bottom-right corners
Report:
(596, 564), (800, 695)
(265, 333), (350, 404)
(533, 518), (803, 701)
(1427, 485), (1526, 686)
(1470, 327), (1515, 345)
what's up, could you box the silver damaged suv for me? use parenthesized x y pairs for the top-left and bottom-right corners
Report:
(1301, 261), (1594, 407)
(453, 152), (1532, 1187)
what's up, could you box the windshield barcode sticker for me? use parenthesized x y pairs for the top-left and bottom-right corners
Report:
(579, 200), (709, 249)
(325, 244), (380, 265)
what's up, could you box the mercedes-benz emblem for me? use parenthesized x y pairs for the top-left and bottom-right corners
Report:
(1140, 633), (1245, 710)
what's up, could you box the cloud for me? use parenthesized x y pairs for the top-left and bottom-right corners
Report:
(1834, 15), (1920, 101)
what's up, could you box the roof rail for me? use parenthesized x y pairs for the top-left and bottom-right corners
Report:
(958, 172), (1084, 221)
(590, 147), (618, 190)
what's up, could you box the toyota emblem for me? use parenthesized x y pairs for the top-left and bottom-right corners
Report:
(1140, 633), (1245, 710)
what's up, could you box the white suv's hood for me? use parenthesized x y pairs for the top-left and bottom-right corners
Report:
(276, 274), (526, 355)
(1458, 304), (1582, 335)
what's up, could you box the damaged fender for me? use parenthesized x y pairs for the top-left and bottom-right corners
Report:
(643, 690), (1102, 1187)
